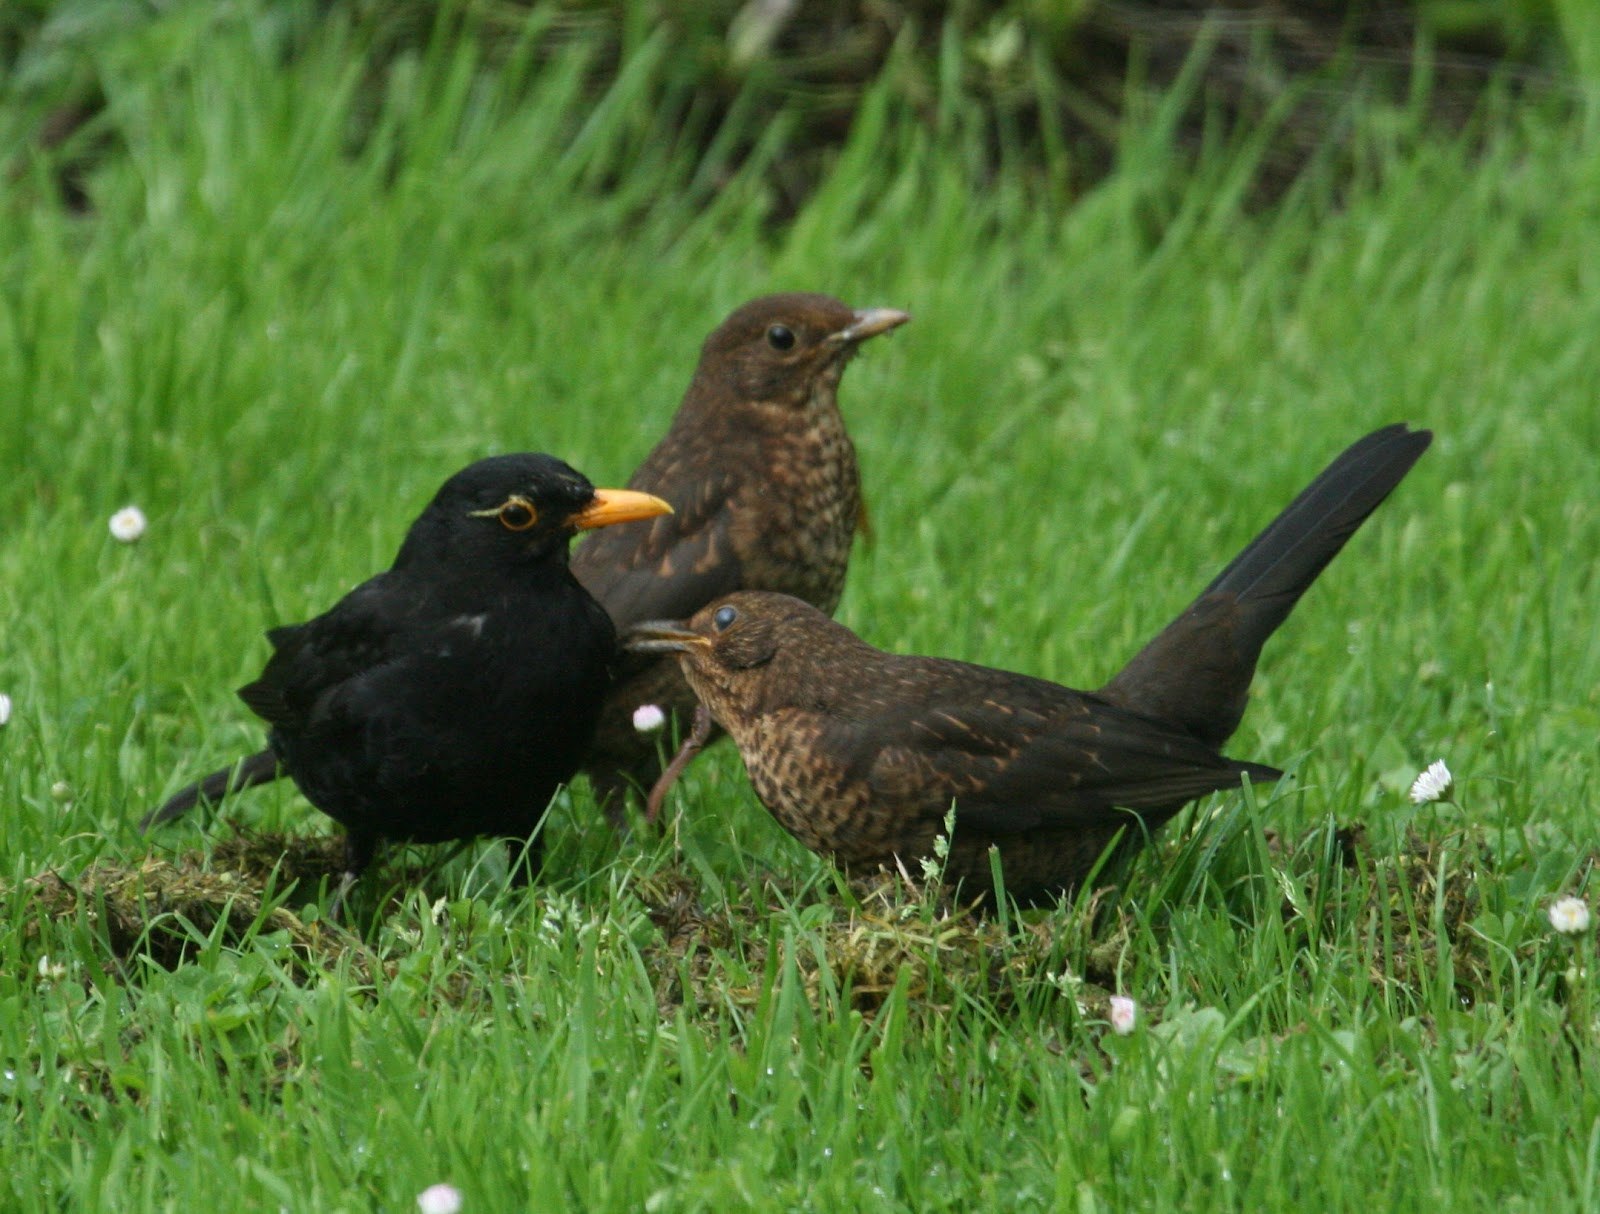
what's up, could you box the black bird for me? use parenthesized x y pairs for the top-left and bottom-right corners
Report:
(631, 425), (1432, 905)
(142, 454), (672, 897)
(571, 293), (909, 813)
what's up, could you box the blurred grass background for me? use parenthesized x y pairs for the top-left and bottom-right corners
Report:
(7, 0), (1600, 213)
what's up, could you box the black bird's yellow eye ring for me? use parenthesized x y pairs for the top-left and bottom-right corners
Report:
(497, 497), (539, 531)
(712, 605), (738, 631)
(766, 324), (796, 351)
(471, 496), (540, 531)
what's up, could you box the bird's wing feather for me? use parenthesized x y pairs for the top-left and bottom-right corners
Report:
(855, 680), (1272, 836)
(572, 467), (745, 627)
(237, 572), (420, 730)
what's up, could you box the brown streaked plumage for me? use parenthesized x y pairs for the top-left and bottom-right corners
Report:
(572, 292), (908, 811)
(631, 424), (1432, 904)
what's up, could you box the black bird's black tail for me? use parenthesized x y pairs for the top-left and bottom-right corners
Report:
(139, 749), (280, 831)
(1100, 424), (1431, 748)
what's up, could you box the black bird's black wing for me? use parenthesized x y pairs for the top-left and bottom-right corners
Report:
(236, 571), (420, 730)
(145, 571), (424, 830)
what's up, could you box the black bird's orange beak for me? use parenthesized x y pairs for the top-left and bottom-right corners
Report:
(830, 307), (910, 346)
(571, 489), (673, 532)
(626, 621), (711, 655)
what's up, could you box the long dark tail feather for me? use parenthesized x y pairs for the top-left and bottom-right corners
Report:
(1197, 423), (1432, 640)
(139, 749), (280, 831)
(1100, 424), (1431, 748)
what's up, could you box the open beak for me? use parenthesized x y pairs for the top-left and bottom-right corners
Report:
(571, 489), (673, 532)
(626, 621), (711, 655)
(830, 307), (910, 346)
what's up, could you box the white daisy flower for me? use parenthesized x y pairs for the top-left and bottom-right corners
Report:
(1549, 896), (1592, 935)
(0, 693), (11, 727)
(1408, 759), (1454, 804)
(109, 505), (147, 543)
(417, 1184), (463, 1214)
(632, 704), (666, 733)
(1109, 995), (1138, 1036)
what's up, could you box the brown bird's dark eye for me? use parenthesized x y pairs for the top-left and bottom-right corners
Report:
(766, 325), (796, 351)
(497, 498), (538, 531)
(712, 605), (738, 631)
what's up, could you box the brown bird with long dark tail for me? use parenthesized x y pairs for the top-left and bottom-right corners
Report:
(141, 454), (671, 903)
(630, 424), (1431, 905)
(571, 292), (909, 813)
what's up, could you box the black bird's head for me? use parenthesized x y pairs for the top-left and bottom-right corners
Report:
(626, 591), (864, 722)
(397, 453), (672, 571)
(691, 293), (909, 411)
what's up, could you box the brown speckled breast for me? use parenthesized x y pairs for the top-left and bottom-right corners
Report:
(735, 397), (860, 613)
(580, 396), (861, 804)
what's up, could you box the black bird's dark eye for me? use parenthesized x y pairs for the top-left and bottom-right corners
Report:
(712, 605), (738, 631)
(766, 325), (796, 351)
(496, 497), (539, 532)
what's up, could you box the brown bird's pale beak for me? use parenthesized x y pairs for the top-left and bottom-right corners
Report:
(626, 621), (711, 655)
(571, 489), (673, 532)
(830, 307), (911, 346)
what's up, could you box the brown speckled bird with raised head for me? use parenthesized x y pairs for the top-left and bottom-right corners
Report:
(630, 424), (1432, 905)
(572, 292), (909, 812)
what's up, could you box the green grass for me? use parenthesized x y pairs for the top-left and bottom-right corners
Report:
(4, 5), (1600, 1212)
